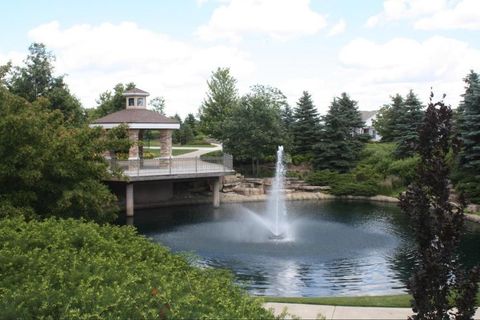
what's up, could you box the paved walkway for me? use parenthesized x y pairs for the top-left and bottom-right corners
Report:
(173, 143), (222, 158)
(265, 303), (480, 319)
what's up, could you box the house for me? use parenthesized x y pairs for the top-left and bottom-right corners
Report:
(359, 110), (381, 141)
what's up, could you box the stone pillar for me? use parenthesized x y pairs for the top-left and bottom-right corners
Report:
(128, 129), (140, 171)
(159, 130), (172, 158)
(213, 177), (221, 208)
(126, 183), (134, 217)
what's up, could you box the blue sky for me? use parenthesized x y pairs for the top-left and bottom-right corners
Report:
(1, 0), (479, 117)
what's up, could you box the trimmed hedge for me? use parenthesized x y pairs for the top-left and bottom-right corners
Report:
(0, 217), (275, 319)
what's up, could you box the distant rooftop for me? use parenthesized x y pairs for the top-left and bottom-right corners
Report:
(359, 110), (378, 121)
(123, 88), (150, 96)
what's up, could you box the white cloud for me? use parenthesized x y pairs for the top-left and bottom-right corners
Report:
(337, 36), (480, 108)
(415, 0), (480, 30)
(196, 0), (327, 41)
(366, 0), (447, 27)
(367, 0), (480, 30)
(327, 19), (346, 37)
(23, 21), (255, 117)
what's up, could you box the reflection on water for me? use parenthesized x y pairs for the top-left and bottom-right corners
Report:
(122, 200), (480, 297)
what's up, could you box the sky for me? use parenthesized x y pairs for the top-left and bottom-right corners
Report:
(0, 0), (479, 117)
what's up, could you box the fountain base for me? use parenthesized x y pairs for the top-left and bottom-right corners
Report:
(268, 232), (286, 240)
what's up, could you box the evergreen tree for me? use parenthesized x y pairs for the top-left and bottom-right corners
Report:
(292, 91), (320, 156)
(184, 113), (199, 136)
(400, 96), (479, 319)
(199, 67), (239, 141)
(313, 93), (365, 172)
(373, 94), (404, 142)
(394, 90), (424, 158)
(457, 71), (480, 202)
(171, 114), (182, 145)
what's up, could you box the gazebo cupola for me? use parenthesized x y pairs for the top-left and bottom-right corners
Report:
(91, 88), (180, 168)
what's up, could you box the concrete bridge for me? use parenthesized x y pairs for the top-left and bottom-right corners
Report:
(106, 154), (234, 217)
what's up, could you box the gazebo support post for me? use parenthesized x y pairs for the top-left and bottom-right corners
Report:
(126, 183), (134, 217)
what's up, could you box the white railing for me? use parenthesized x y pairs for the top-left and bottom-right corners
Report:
(107, 154), (234, 177)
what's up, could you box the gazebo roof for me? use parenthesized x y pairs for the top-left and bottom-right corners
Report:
(92, 109), (180, 129)
(123, 88), (150, 96)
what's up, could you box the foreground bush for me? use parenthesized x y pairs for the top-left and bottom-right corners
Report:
(306, 169), (378, 197)
(0, 217), (274, 319)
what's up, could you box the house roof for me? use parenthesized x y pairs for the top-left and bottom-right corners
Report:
(123, 88), (150, 96)
(93, 109), (179, 124)
(359, 110), (378, 121)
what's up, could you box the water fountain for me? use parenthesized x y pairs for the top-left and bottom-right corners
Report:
(242, 146), (290, 240)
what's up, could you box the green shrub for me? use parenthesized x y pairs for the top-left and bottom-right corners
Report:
(291, 154), (312, 166)
(305, 170), (340, 186)
(0, 217), (274, 319)
(387, 157), (418, 184)
(330, 181), (378, 197)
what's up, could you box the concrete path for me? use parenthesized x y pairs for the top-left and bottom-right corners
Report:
(173, 143), (222, 158)
(265, 303), (480, 319)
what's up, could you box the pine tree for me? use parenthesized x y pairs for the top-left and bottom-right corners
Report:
(292, 91), (320, 156)
(394, 90), (424, 158)
(400, 96), (479, 319)
(373, 94), (404, 142)
(457, 71), (480, 202)
(313, 93), (365, 172)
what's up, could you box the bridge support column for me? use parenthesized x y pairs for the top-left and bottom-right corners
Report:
(126, 183), (134, 217)
(213, 177), (221, 208)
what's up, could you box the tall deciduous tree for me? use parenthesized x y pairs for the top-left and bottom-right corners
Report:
(0, 88), (125, 222)
(199, 67), (239, 141)
(456, 71), (480, 203)
(394, 90), (424, 158)
(7, 43), (85, 125)
(400, 95), (479, 319)
(222, 87), (285, 172)
(313, 93), (365, 172)
(292, 91), (320, 156)
(91, 82), (136, 119)
(149, 96), (166, 115)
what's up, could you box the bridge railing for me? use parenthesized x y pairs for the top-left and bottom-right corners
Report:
(107, 154), (234, 176)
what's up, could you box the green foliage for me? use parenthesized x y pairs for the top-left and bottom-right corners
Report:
(305, 169), (377, 197)
(6, 43), (85, 125)
(199, 67), (239, 140)
(393, 90), (424, 158)
(0, 217), (275, 319)
(399, 97), (480, 319)
(91, 82), (136, 120)
(456, 70), (480, 203)
(222, 86), (286, 163)
(149, 96), (166, 114)
(0, 88), (122, 222)
(313, 93), (366, 172)
(292, 91), (320, 156)
(373, 94), (403, 143)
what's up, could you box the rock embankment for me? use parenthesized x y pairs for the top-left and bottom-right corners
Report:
(220, 174), (399, 204)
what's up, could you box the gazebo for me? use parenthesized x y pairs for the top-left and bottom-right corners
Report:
(92, 88), (180, 168)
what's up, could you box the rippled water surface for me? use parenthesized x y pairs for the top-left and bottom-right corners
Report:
(127, 201), (480, 297)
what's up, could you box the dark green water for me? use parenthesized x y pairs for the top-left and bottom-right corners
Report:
(126, 200), (480, 297)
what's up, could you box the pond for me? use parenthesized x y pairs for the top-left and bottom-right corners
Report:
(126, 200), (480, 297)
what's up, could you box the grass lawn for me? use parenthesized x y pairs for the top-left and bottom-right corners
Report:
(144, 148), (198, 157)
(263, 293), (480, 308)
(263, 295), (412, 308)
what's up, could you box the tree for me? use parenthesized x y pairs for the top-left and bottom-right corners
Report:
(399, 95), (479, 319)
(184, 113), (199, 137)
(222, 88), (285, 173)
(0, 88), (125, 222)
(7, 43), (85, 125)
(456, 71), (480, 203)
(394, 90), (424, 158)
(292, 91), (320, 156)
(373, 94), (404, 142)
(149, 96), (166, 115)
(312, 93), (366, 172)
(171, 114), (183, 144)
(281, 104), (294, 154)
(92, 82), (136, 119)
(199, 67), (239, 140)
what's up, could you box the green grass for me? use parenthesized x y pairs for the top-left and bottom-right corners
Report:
(172, 148), (198, 156)
(263, 295), (412, 308)
(264, 293), (480, 308)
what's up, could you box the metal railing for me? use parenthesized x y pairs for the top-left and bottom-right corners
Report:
(107, 154), (234, 177)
